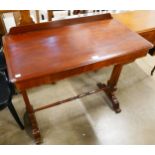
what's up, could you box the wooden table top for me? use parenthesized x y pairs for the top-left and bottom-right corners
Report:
(113, 10), (155, 33)
(3, 14), (153, 90)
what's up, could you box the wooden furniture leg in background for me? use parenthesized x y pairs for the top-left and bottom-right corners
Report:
(0, 14), (7, 35)
(97, 64), (123, 113)
(21, 91), (42, 144)
(19, 11), (35, 26)
(47, 10), (54, 21)
(151, 65), (155, 75)
(13, 11), (21, 26)
(35, 10), (40, 23)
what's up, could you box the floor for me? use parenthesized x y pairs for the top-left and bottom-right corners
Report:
(0, 54), (155, 144)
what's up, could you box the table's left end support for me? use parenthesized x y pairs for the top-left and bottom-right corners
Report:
(21, 90), (42, 144)
(28, 112), (42, 144)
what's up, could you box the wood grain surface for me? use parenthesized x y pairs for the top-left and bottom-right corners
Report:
(3, 13), (153, 90)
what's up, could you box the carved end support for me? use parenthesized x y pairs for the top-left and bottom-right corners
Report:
(28, 112), (42, 144)
(97, 82), (121, 113)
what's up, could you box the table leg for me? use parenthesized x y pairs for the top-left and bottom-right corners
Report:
(21, 90), (42, 144)
(97, 64), (123, 113)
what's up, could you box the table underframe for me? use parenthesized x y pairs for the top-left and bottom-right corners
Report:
(21, 64), (123, 144)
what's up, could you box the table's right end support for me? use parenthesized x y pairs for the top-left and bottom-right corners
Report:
(97, 83), (121, 113)
(97, 64), (123, 113)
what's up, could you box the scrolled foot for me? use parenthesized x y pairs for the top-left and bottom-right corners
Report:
(24, 111), (42, 144)
(111, 92), (121, 113)
(97, 82), (121, 113)
(113, 106), (121, 113)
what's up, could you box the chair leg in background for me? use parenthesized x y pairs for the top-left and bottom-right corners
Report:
(151, 66), (155, 76)
(8, 101), (24, 130)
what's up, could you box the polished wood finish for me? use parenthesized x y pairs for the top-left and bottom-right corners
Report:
(113, 10), (155, 74)
(113, 11), (155, 34)
(113, 11), (155, 52)
(3, 14), (152, 90)
(3, 13), (153, 144)
(140, 30), (155, 45)
(9, 13), (112, 34)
